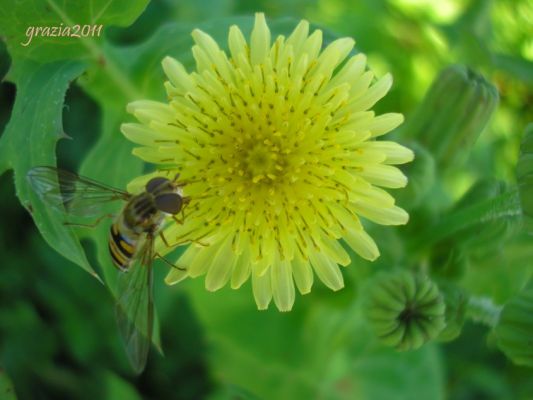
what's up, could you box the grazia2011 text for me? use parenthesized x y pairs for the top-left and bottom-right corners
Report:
(21, 24), (103, 46)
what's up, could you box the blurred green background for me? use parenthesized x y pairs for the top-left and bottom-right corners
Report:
(0, 0), (532, 399)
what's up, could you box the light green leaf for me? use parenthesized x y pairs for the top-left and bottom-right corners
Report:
(0, 0), (148, 63)
(184, 277), (444, 400)
(349, 345), (444, 400)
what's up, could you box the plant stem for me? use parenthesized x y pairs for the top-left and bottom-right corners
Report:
(45, 0), (142, 101)
(466, 296), (503, 328)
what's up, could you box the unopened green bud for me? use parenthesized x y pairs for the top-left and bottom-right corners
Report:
(395, 142), (435, 210)
(517, 124), (533, 235)
(365, 270), (446, 351)
(494, 280), (533, 367)
(407, 65), (498, 168)
(437, 283), (467, 342)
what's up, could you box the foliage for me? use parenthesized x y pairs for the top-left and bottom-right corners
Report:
(1, 0), (532, 399)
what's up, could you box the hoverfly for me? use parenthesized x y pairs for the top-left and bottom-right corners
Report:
(27, 166), (190, 373)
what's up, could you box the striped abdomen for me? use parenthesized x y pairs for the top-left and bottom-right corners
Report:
(108, 222), (138, 271)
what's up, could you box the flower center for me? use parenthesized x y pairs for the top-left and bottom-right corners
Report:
(244, 143), (278, 182)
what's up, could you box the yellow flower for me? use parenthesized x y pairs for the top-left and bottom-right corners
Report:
(121, 13), (413, 311)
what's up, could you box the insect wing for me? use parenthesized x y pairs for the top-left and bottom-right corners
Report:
(115, 237), (155, 374)
(27, 166), (130, 217)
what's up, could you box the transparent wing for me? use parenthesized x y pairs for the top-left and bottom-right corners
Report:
(115, 236), (154, 374)
(27, 166), (130, 217)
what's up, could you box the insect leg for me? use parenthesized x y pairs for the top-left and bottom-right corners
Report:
(63, 213), (114, 228)
(159, 231), (170, 247)
(172, 215), (184, 225)
(155, 253), (186, 271)
(166, 233), (210, 248)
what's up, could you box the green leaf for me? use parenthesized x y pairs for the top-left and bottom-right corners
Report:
(349, 346), (444, 400)
(408, 187), (523, 252)
(494, 279), (533, 367)
(0, 60), (98, 279)
(493, 54), (533, 86)
(184, 277), (444, 399)
(103, 371), (142, 400)
(0, 0), (148, 63)
(0, 368), (17, 400)
(208, 384), (262, 400)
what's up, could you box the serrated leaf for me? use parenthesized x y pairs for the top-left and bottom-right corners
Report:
(0, 0), (149, 63)
(0, 60), (98, 278)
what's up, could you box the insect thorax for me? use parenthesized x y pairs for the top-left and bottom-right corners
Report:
(123, 192), (165, 235)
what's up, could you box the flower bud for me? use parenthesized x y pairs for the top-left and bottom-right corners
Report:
(406, 65), (499, 169)
(437, 283), (467, 342)
(517, 123), (533, 235)
(494, 280), (533, 367)
(365, 270), (446, 351)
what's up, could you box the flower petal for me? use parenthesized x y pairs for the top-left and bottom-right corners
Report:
(309, 251), (344, 291)
(344, 228), (380, 261)
(231, 246), (252, 289)
(292, 256), (314, 294)
(162, 56), (194, 92)
(252, 267), (272, 310)
(350, 73), (393, 111)
(361, 141), (415, 164)
(357, 164), (408, 188)
(188, 242), (222, 277)
(319, 235), (351, 266)
(205, 236), (234, 291)
(271, 259), (295, 312)
(165, 245), (200, 284)
(121, 123), (167, 146)
(286, 19), (309, 57)
(250, 13), (271, 65)
(352, 202), (409, 226)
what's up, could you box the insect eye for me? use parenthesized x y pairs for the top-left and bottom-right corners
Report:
(154, 193), (182, 214)
(146, 177), (169, 193)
